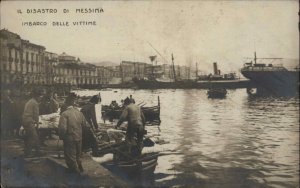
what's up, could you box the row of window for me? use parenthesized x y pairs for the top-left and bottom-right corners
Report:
(52, 67), (114, 77)
(8, 48), (44, 65)
(1, 73), (110, 85)
(1, 62), (45, 73)
(54, 77), (109, 85)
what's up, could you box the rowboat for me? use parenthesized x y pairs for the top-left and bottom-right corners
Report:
(102, 96), (161, 123)
(103, 152), (159, 180)
(101, 105), (160, 123)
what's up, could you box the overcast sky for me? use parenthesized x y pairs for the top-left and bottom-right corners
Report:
(1, 1), (298, 73)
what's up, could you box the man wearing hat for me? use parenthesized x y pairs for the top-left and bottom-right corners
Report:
(116, 97), (146, 156)
(22, 88), (44, 157)
(58, 93), (87, 173)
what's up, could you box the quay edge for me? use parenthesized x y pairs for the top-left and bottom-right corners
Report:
(1, 139), (130, 188)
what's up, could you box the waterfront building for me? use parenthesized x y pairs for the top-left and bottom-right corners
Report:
(120, 60), (193, 82)
(120, 61), (150, 82)
(0, 29), (115, 89)
(179, 65), (191, 80)
(161, 64), (173, 79)
(44, 51), (58, 85)
(95, 66), (114, 85)
(53, 59), (100, 87)
(0, 29), (46, 86)
(145, 65), (164, 79)
(160, 64), (191, 80)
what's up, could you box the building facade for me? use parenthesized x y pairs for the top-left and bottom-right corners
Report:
(0, 29), (116, 89)
(120, 61), (150, 82)
(0, 29), (46, 86)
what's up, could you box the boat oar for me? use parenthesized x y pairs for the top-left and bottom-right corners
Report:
(137, 101), (144, 105)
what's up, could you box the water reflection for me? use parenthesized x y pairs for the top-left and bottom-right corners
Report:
(75, 89), (299, 187)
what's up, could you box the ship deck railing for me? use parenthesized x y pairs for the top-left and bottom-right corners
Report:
(242, 65), (287, 71)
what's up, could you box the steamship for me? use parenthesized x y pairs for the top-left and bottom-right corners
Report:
(241, 52), (299, 96)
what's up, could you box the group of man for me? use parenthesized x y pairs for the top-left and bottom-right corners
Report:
(3, 87), (146, 175)
(20, 89), (100, 174)
(21, 88), (60, 156)
(58, 93), (146, 174)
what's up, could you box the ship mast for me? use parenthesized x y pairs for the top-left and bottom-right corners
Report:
(172, 53), (177, 82)
(120, 62), (124, 84)
(254, 51), (257, 64)
(149, 55), (157, 79)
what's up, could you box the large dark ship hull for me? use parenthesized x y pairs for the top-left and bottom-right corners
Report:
(133, 79), (178, 89)
(133, 78), (251, 89)
(241, 70), (299, 96)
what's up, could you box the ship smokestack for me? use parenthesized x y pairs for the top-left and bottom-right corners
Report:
(213, 62), (218, 75)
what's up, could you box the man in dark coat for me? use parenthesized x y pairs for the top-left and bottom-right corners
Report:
(80, 95), (100, 130)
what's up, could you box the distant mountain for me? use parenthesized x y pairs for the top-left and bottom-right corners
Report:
(93, 61), (119, 67)
(282, 58), (299, 70)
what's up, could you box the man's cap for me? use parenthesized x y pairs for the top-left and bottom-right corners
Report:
(65, 92), (77, 105)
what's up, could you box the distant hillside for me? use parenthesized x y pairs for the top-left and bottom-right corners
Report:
(93, 61), (119, 67)
(282, 58), (299, 69)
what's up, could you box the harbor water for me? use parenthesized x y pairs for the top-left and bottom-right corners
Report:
(75, 89), (299, 188)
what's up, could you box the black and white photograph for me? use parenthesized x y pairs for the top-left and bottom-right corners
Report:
(0, 1), (299, 187)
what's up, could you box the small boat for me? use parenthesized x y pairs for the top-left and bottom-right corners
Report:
(102, 96), (161, 123)
(102, 105), (160, 123)
(103, 152), (159, 179)
(207, 88), (227, 98)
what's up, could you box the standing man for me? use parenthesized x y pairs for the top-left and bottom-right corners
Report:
(116, 98), (146, 156)
(58, 94), (87, 174)
(49, 92), (59, 113)
(80, 95), (100, 130)
(22, 88), (44, 157)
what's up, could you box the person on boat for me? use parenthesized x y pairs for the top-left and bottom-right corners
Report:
(80, 95), (100, 130)
(58, 94), (87, 174)
(109, 100), (119, 109)
(129, 95), (135, 104)
(116, 97), (146, 156)
(22, 88), (44, 157)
